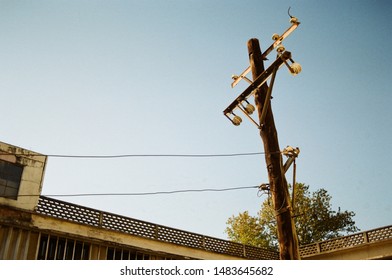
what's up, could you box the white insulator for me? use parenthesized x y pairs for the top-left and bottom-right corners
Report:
(290, 17), (299, 24)
(272, 33), (280, 41)
(290, 62), (302, 76)
(277, 45), (285, 53)
(283, 146), (300, 157)
(245, 104), (255, 115)
(232, 115), (242, 126)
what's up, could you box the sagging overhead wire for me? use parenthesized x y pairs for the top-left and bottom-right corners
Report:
(17, 185), (259, 198)
(0, 151), (282, 159)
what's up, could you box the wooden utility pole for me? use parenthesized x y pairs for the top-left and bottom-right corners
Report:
(248, 38), (300, 260)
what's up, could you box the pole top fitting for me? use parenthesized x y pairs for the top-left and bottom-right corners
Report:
(282, 146), (300, 158)
(288, 7), (300, 24)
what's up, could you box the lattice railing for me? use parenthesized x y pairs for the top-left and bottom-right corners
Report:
(36, 196), (391, 259)
(299, 225), (392, 257)
(102, 212), (158, 239)
(36, 196), (101, 226)
(36, 196), (278, 260)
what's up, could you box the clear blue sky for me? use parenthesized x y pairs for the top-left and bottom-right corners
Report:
(1, 0), (391, 240)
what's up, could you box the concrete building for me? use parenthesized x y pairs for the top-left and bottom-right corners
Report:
(1, 141), (391, 260)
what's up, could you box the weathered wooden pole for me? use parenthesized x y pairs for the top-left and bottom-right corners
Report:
(247, 38), (300, 260)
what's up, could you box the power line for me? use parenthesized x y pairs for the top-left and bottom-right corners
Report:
(0, 151), (281, 159)
(46, 152), (269, 158)
(18, 185), (259, 198)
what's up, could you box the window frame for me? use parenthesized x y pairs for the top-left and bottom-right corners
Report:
(0, 159), (24, 199)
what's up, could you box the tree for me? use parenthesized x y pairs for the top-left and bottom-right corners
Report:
(225, 211), (272, 248)
(226, 183), (359, 249)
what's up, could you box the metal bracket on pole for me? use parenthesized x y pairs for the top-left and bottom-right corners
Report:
(283, 146), (300, 173)
(283, 146), (300, 213)
(231, 74), (252, 85)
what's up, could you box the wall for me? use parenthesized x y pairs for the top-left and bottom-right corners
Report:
(0, 205), (244, 260)
(0, 141), (47, 211)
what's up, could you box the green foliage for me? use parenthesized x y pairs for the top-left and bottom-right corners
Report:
(225, 211), (272, 248)
(225, 183), (359, 248)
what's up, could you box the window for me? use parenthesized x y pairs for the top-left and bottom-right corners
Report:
(106, 247), (176, 260)
(0, 160), (23, 199)
(37, 234), (90, 260)
(106, 247), (137, 260)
